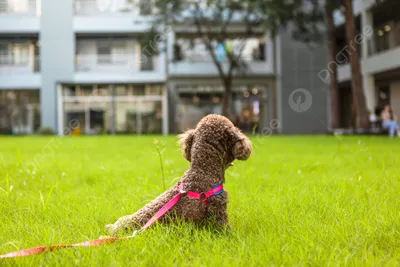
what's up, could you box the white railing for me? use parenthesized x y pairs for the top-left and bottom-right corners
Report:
(0, 0), (39, 16)
(174, 39), (267, 63)
(0, 55), (40, 73)
(74, 0), (153, 15)
(75, 54), (155, 72)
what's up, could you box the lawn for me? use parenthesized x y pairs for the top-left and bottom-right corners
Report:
(0, 135), (399, 266)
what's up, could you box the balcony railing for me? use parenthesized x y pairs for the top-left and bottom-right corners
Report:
(0, 55), (40, 73)
(74, 0), (153, 15)
(0, 0), (39, 16)
(173, 50), (265, 63)
(173, 38), (267, 63)
(75, 54), (155, 72)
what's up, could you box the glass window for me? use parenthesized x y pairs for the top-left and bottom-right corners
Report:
(0, 42), (29, 65)
(112, 40), (127, 64)
(377, 86), (390, 108)
(0, 90), (41, 134)
(145, 85), (162, 96)
(176, 92), (222, 132)
(133, 85), (145, 96)
(139, 0), (152, 15)
(114, 99), (162, 134)
(138, 100), (162, 134)
(375, 25), (391, 53)
(61, 84), (164, 135)
(79, 85), (94, 96)
(63, 85), (76, 96)
(140, 45), (154, 71)
(97, 42), (112, 64)
(176, 85), (264, 133)
(115, 85), (127, 96)
(176, 36), (266, 62)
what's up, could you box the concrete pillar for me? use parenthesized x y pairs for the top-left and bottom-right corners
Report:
(390, 81), (400, 118)
(361, 8), (377, 114)
(361, 8), (374, 58)
(162, 85), (168, 135)
(362, 74), (376, 112)
(167, 29), (175, 63)
(40, 0), (74, 133)
(110, 84), (116, 135)
(266, 32), (274, 71)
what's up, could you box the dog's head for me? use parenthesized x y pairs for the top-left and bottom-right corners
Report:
(178, 114), (252, 168)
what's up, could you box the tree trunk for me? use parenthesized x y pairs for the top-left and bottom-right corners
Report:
(222, 78), (232, 119)
(326, 2), (340, 129)
(343, 0), (370, 129)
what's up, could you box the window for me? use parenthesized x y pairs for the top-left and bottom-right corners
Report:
(96, 40), (127, 64)
(8, 0), (27, 13)
(111, 40), (127, 64)
(0, 42), (29, 65)
(62, 85), (76, 97)
(375, 24), (391, 53)
(0, 44), (9, 64)
(115, 85), (127, 96)
(0, 0), (8, 13)
(139, 0), (151, 15)
(133, 85), (145, 96)
(97, 42), (112, 64)
(12, 43), (29, 64)
(146, 85), (162, 96)
(176, 37), (266, 62)
(395, 21), (400, 47)
(377, 86), (390, 108)
(140, 45), (154, 71)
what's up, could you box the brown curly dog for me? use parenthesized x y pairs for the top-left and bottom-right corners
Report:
(105, 114), (252, 236)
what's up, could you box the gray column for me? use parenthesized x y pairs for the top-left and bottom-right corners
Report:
(361, 8), (376, 113)
(110, 84), (116, 135)
(40, 0), (74, 133)
(361, 9), (374, 58)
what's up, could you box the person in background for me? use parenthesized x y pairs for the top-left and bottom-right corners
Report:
(380, 104), (400, 137)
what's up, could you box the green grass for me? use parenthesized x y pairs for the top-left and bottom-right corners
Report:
(0, 135), (400, 266)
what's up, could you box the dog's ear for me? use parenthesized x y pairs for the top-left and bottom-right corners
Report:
(232, 132), (252, 161)
(178, 129), (195, 162)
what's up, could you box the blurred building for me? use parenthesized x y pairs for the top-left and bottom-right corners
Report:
(0, 0), (329, 135)
(333, 0), (400, 128)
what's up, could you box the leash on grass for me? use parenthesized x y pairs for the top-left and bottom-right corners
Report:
(0, 183), (224, 259)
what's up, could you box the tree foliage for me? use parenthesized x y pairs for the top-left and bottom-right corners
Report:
(137, 0), (326, 118)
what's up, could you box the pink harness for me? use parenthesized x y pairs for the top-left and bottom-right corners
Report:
(0, 182), (224, 258)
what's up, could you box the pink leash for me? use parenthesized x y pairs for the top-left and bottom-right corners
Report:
(0, 183), (224, 259)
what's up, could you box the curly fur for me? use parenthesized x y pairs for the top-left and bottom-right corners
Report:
(105, 114), (252, 236)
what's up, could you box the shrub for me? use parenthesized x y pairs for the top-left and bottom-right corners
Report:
(39, 127), (55, 136)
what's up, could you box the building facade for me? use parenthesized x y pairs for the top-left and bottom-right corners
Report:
(0, 0), (330, 135)
(332, 0), (400, 128)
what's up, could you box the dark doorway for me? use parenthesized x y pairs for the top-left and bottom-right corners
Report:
(90, 109), (105, 133)
(339, 86), (353, 128)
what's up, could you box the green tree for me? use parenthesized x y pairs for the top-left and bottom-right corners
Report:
(342, 0), (369, 129)
(140, 0), (324, 119)
(324, 0), (370, 129)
